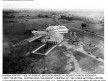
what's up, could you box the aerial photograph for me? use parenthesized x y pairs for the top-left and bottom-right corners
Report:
(3, 9), (104, 74)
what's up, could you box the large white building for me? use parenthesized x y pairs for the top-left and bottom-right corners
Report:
(45, 25), (69, 43)
(32, 25), (69, 43)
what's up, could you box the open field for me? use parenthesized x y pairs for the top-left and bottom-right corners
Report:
(3, 10), (104, 74)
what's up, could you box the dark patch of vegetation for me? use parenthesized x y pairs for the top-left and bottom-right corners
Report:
(73, 51), (86, 61)
(59, 15), (82, 21)
(81, 23), (87, 29)
(45, 49), (68, 74)
(23, 28), (38, 37)
(37, 14), (50, 18)
(3, 40), (44, 74)
(3, 56), (29, 74)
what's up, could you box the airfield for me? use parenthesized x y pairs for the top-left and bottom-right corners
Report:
(3, 10), (104, 74)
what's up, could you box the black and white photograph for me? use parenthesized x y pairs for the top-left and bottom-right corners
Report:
(3, 9), (104, 74)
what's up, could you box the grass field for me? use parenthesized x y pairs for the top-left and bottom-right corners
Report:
(3, 10), (104, 74)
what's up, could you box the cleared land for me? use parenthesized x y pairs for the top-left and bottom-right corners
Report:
(3, 10), (104, 74)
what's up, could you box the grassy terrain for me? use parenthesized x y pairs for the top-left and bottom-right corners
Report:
(3, 10), (104, 74)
